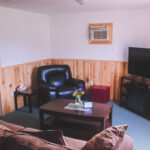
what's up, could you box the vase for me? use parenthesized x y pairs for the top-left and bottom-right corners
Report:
(75, 95), (83, 107)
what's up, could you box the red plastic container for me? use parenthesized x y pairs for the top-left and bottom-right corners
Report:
(90, 86), (110, 103)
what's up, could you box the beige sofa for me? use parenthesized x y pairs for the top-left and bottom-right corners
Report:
(0, 120), (134, 150)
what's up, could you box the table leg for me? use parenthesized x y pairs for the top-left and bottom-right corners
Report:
(28, 95), (32, 113)
(39, 110), (44, 130)
(37, 95), (41, 107)
(23, 95), (27, 106)
(109, 110), (112, 126)
(101, 118), (105, 131)
(14, 93), (18, 111)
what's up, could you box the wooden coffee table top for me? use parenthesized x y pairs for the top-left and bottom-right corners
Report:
(39, 99), (113, 121)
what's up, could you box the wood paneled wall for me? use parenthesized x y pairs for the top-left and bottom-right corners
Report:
(51, 59), (128, 100)
(1, 59), (51, 115)
(0, 58), (128, 115)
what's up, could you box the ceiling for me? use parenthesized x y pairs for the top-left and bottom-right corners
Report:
(0, 0), (150, 15)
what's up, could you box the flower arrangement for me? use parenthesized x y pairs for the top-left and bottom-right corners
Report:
(72, 83), (85, 105)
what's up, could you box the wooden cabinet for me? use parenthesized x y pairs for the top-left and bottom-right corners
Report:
(120, 76), (133, 106)
(120, 76), (150, 119)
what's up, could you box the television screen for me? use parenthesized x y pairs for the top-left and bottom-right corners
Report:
(128, 47), (150, 78)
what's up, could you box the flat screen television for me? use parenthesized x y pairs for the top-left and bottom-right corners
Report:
(128, 47), (150, 78)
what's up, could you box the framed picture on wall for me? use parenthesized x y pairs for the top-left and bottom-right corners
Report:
(89, 23), (113, 44)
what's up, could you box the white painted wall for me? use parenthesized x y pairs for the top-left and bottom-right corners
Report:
(50, 9), (150, 61)
(1, 7), (150, 66)
(0, 7), (51, 67)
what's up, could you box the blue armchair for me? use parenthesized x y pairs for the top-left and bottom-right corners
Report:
(37, 65), (85, 105)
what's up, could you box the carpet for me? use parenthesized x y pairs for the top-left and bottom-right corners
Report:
(1, 102), (150, 150)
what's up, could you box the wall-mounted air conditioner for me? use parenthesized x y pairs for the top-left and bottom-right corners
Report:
(89, 23), (113, 44)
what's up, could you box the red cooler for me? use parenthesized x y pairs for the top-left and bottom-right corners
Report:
(90, 86), (110, 103)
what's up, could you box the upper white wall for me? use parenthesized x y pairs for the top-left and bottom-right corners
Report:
(0, 7), (51, 67)
(50, 9), (150, 61)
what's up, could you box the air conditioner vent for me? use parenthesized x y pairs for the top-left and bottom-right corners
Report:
(90, 26), (109, 41)
(94, 31), (107, 40)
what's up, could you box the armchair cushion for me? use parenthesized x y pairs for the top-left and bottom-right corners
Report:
(65, 78), (85, 87)
(57, 86), (75, 99)
(47, 70), (66, 87)
(38, 83), (57, 90)
(47, 86), (57, 90)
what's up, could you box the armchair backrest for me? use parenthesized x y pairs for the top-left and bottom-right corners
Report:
(37, 65), (72, 87)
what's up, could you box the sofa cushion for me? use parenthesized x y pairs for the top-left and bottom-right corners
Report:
(81, 124), (128, 150)
(0, 124), (68, 150)
(0, 128), (15, 150)
(0, 124), (11, 131)
(118, 135), (134, 150)
(6, 133), (68, 150)
(63, 136), (86, 150)
(20, 128), (66, 146)
(0, 120), (24, 132)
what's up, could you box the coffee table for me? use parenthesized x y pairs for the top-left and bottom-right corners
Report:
(39, 99), (113, 131)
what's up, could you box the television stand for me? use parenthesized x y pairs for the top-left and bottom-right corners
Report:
(120, 75), (150, 120)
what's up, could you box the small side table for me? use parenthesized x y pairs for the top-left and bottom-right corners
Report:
(14, 89), (37, 113)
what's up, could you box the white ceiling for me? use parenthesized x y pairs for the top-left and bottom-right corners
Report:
(0, 0), (150, 15)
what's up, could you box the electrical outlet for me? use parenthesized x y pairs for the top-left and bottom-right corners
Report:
(11, 91), (14, 96)
(90, 81), (93, 85)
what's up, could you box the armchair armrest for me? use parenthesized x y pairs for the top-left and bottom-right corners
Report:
(73, 78), (85, 87)
(38, 82), (57, 90)
(65, 78), (85, 87)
